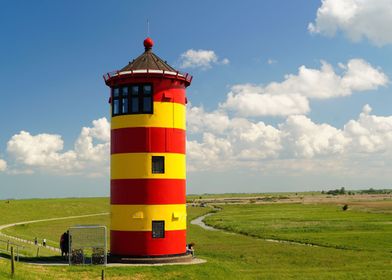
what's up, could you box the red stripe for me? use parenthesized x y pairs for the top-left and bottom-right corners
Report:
(153, 87), (186, 105)
(110, 230), (186, 256)
(111, 179), (185, 204)
(111, 127), (185, 154)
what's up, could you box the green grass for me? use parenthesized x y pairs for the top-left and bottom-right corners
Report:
(0, 198), (109, 225)
(3, 215), (109, 250)
(2, 205), (210, 252)
(204, 203), (392, 252)
(187, 192), (320, 200)
(0, 198), (391, 279)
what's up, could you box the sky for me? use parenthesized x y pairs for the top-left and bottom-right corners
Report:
(1, 0), (392, 199)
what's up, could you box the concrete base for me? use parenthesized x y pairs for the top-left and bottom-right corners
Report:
(109, 253), (193, 264)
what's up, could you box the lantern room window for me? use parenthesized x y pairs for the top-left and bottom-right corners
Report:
(112, 84), (153, 116)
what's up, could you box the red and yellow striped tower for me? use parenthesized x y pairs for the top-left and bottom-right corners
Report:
(103, 38), (192, 258)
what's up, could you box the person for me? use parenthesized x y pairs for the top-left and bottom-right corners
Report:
(60, 232), (66, 257)
(64, 231), (69, 256)
(43, 238), (46, 247)
(186, 242), (195, 257)
(34, 237), (38, 245)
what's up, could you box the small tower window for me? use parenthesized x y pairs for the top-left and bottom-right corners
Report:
(152, 156), (165, 174)
(152, 221), (165, 238)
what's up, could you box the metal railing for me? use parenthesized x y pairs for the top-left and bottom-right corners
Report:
(103, 69), (193, 84)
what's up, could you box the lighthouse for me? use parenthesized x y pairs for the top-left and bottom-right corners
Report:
(104, 38), (192, 259)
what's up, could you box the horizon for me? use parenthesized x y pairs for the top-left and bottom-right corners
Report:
(2, 187), (391, 201)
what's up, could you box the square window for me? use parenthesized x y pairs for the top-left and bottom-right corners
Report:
(122, 98), (128, 113)
(143, 85), (152, 95)
(143, 96), (152, 113)
(152, 156), (164, 174)
(131, 86), (139, 96)
(131, 97), (139, 113)
(152, 221), (165, 238)
(113, 88), (120, 97)
(122, 87), (128, 96)
(113, 99), (119, 115)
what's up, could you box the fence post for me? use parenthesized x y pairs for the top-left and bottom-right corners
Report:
(36, 246), (40, 257)
(101, 269), (105, 280)
(11, 246), (15, 277)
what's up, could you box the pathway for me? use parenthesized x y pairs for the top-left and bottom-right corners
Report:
(191, 210), (320, 247)
(0, 212), (109, 253)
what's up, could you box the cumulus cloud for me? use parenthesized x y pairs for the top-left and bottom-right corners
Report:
(6, 118), (110, 176)
(220, 84), (310, 117)
(309, 0), (392, 46)
(220, 59), (387, 117)
(187, 105), (282, 171)
(344, 105), (392, 153)
(179, 49), (229, 69)
(279, 115), (349, 158)
(0, 159), (7, 172)
(186, 103), (392, 174)
(7, 132), (78, 170)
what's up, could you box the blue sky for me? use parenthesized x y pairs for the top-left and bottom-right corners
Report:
(1, 0), (392, 198)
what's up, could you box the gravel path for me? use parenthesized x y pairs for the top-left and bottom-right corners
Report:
(190, 213), (218, 231)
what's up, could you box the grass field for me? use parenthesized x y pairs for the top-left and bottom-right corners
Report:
(0, 197), (391, 279)
(204, 203), (392, 252)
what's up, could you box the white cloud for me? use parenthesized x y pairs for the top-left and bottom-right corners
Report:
(6, 118), (110, 176)
(220, 84), (310, 117)
(7, 131), (78, 170)
(279, 115), (349, 158)
(267, 58), (277, 65)
(0, 159), (7, 172)
(221, 58), (230, 65)
(187, 106), (231, 134)
(186, 103), (392, 175)
(265, 59), (387, 99)
(187, 105), (282, 171)
(219, 59), (387, 117)
(74, 118), (110, 162)
(309, 0), (392, 46)
(341, 59), (389, 92)
(344, 105), (392, 153)
(179, 49), (229, 69)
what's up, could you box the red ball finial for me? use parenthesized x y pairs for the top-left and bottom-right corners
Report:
(143, 37), (154, 50)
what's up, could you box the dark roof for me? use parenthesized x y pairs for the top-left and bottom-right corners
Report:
(120, 49), (177, 72)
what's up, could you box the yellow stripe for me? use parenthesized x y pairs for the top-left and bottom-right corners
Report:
(111, 204), (187, 231)
(111, 153), (185, 179)
(111, 102), (185, 130)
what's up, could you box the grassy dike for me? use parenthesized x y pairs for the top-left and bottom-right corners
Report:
(1, 198), (391, 279)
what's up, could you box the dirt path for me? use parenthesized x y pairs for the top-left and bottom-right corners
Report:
(0, 212), (109, 252)
(190, 213), (218, 231)
(191, 210), (321, 248)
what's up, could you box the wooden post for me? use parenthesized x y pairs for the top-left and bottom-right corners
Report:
(36, 246), (40, 257)
(7, 240), (9, 251)
(101, 269), (105, 280)
(11, 246), (15, 277)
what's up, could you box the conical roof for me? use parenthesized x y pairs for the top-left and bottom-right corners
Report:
(120, 37), (176, 72)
